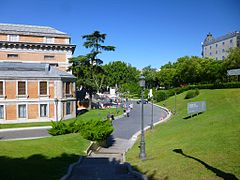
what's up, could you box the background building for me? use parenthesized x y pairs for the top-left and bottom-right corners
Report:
(0, 23), (76, 123)
(202, 31), (240, 60)
(0, 23), (75, 71)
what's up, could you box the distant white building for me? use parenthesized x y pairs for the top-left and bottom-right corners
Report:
(202, 31), (240, 60)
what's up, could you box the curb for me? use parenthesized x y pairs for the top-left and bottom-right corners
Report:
(125, 162), (148, 180)
(1, 135), (51, 141)
(128, 104), (172, 150)
(0, 126), (51, 132)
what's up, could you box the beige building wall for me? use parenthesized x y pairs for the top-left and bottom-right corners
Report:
(0, 34), (69, 44)
(28, 104), (38, 119)
(6, 105), (16, 120)
(5, 81), (16, 99)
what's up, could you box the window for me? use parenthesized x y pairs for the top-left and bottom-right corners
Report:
(230, 39), (233, 44)
(222, 41), (225, 45)
(216, 50), (218, 54)
(44, 55), (55, 60)
(216, 57), (218, 60)
(66, 82), (71, 95)
(40, 104), (48, 117)
(0, 105), (4, 119)
(0, 81), (3, 96)
(66, 102), (71, 115)
(8, 35), (19, 42)
(209, 52), (212, 56)
(210, 46), (212, 49)
(18, 81), (26, 95)
(7, 54), (18, 58)
(216, 44), (218, 48)
(222, 56), (225, 60)
(222, 49), (225, 53)
(39, 81), (47, 95)
(45, 37), (54, 43)
(18, 104), (26, 118)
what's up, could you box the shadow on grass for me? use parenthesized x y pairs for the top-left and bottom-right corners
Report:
(173, 149), (238, 180)
(183, 112), (203, 119)
(76, 109), (89, 116)
(0, 153), (80, 180)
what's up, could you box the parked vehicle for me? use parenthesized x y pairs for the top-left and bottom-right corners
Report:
(136, 99), (148, 104)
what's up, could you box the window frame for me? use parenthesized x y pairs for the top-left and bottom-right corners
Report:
(39, 81), (49, 97)
(44, 37), (55, 44)
(0, 81), (5, 98)
(39, 103), (49, 118)
(17, 80), (28, 97)
(0, 104), (5, 120)
(8, 34), (19, 42)
(66, 101), (71, 115)
(44, 55), (55, 60)
(7, 54), (19, 59)
(17, 104), (27, 119)
(65, 82), (71, 95)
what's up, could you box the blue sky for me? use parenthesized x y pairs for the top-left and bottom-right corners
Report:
(1, 0), (239, 69)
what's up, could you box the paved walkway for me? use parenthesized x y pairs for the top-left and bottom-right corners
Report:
(65, 101), (170, 180)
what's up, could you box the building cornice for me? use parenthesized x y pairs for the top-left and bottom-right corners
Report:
(0, 41), (76, 54)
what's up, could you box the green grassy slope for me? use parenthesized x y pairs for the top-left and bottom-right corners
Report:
(0, 134), (90, 180)
(126, 89), (240, 179)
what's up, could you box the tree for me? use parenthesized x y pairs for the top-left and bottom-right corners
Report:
(69, 31), (115, 109)
(103, 61), (140, 88)
(142, 65), (158, 89)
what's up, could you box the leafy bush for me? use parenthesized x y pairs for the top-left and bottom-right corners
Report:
(48, 120), (69, 136)
(184, 89), (199, 99)
(48, 119), (113, 142)
(154, 91), (168, 102)
(79, 119), (113, 142)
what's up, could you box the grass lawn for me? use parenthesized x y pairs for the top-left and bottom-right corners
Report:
(0, 133), (90, 180)
(126, 89), (240, 179)
(0, 108), (123, 129)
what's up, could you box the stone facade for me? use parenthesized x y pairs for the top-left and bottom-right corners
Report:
(202, 31), (240, 60)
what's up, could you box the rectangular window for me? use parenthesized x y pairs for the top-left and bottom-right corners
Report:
(0, 105), (4, 119)
(222, 41), (225, 45)
(230, 39), (233, 43)
(44, 55), (55, 60)
(8, 35), (19, 42)
(45, 37), (54, 43)
(40, 81), (47, 95)
(0, 81), (3, 95)
(209, 52), (212, 56)
(66, 82), (71, 95)
(216, 50), (218, 54)
(222, 56), (225, 60)
(18, 104), (26, 118)
(40, 104), (48, 117)
(66, 102), (71, 115)
(210, 46), (212, 49)
(18, 81), (26, 95)
(216, 44), (218, 48)
(7, 54), (18, 58)
(222, 49), (225, 53)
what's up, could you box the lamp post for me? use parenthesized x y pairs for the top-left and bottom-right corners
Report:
(139, 75), (146, 160)
(54, 98), (58, 122)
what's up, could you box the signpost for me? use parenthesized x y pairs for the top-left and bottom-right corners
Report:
(227, 68), (240, 76)
(188, 101), (206, 117)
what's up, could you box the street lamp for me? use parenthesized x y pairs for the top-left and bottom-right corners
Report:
(139, 75), (146, 160)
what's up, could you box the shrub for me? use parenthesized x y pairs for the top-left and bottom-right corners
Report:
(79, 119), (113, 142)
(184, 89), (199, 99)
(154, 91), (168, 102)
(48, 120), (69, 136)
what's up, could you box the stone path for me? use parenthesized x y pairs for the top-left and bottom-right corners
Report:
(65, 101), (170, 180)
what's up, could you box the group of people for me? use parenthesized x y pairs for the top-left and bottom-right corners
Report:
(123, 100), (133, 117)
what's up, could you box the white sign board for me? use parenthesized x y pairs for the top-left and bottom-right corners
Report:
(110, 88), (116, 95)
(188, 101), (206, 115)
(227, 69), (240, 76)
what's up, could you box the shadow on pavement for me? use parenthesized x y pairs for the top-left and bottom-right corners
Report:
(173, 149), (238, 180)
